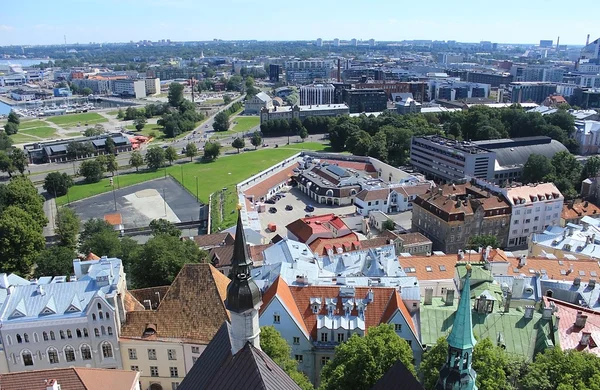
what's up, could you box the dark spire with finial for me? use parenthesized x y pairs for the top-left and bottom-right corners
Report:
(225, 208), (261, 313)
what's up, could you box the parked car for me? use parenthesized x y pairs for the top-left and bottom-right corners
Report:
(269, 207), (278, 213)
(305, 205), (315, 212)
(285, 205), (293, 211)
(265, 199), (275, 204)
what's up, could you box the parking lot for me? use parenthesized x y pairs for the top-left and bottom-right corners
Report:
(257, 188), (357, 241)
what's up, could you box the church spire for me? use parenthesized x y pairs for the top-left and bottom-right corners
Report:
(436, 263), (478, 390)
(225, 208), (262, 355)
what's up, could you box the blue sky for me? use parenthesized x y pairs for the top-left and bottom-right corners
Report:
(0, 0), (597, 46)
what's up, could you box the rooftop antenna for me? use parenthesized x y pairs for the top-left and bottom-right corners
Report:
(586, 34), (590, 46)
(64, 35), (67, 53)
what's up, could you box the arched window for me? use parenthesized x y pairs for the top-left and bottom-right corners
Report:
(11, 353), (16, 365)
(106, 312), (110, 320)
(107, 327), (113, 336)
(76, 329), (82, 338)
(99, 311), (103, 320)
(92, 314), (96, 321)
(50, 331), (55, 341)
(101, 342), (113, 358)
(94, 328), (99, 337)
(101, 326), (106, 336)
(59, 330), (65, 340)
(43, 332), (48, 341)
(6, 335), (12, 346)
(80, 344), (92, 360)
(97, 303), (102, 310)
(23, 333), (29, 343)
(67, 330), (72, 339)
(64, 346), (75, 362)
(48, 348), (59, 364)
(22, 350), (33, 366)
(83, 329), (89, 338)
(16, 334), (22, 344)
(33, 333), (39, 343)
(38, 351), (42, 360)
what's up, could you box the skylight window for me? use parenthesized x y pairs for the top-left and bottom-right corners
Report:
(579, 270), (586, 276)
(513, 268), (519, 273)
(529, 269), (535, 274)
(425, 266), (432, 272)
(560, 270), (567, 275)
(592, 271), (598, 277)
(439, 265), (446, 271)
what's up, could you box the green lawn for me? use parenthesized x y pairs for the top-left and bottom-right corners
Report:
(202, 98), (224, 105)
(231, 116), (259, 133)
(65, 131), (82, 137)
(47, 113), (108, 127)
(126, 123), (163, 137)
(107, 110), (120, 116)
(21, 127), (57, 138)
(9, 133), (37, 144)
(20, 120), (50, 129)
(56, 143), (328, 224)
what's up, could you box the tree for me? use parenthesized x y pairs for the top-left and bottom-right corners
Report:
(468, 234), (500, 250)
(382, 219), (395, 231)
(149, 218), (181, 237)
(232, 137), (245, 153)
(134, 117), (147, 131)
(184, 142), (198, 161)
(260, 326), (314, 390)
(0, 151), (15, 177)
(84, 124), (104, 137)
(80, 229), (122, 258)
(129, 234), (207, 288)
(0, 132), (13, 151)
(34, 246), (76, 278)
(164, 146), (178, 165)
(581, 155), (600, 181)
(3, 122), (18, 135)
(104, 136), (116, 155)
(145, 146), (166, 170)
(522, 154), (555, 184)
(1, 176), (47, 229)
(213, 111), (230, 132)
(116, 108), (124, 119)
(81, 87), (93, 96)
(203, 142), (221, 161)
(168, 83), (185, 108)
(0, 206), (45, 275)
(43, 172), (73, 197)
(320, 324), (416, 390)
(7, 111), (20, 126)
(79, 218), (114, 245)
(56, 207), (80, 249)
(299, 127), (308, 141)
(129, 151), (144, 172)
(420, 337), (448, 390)
(105, 155), (119, 175)
(79, 160), (104, 183)
(223, 95), (233, 104)
(251, 131), (262, 149)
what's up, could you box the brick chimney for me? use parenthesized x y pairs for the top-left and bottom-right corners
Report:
(575, 311), (588, 328)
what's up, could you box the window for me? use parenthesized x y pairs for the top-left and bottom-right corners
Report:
(99, 312), (103, 320)
(83, 329), (89, 338)
(101, 326), (106, 336)
(526, 209), (532, 214)
(16, 334), (22, 344)
(407, 340), (412, 347)
(6, 335), (11, 346)
(22, 351), (33, 366)
(106, 312), (110, 320)
(337, 333), (345, 342)
(312, 305), (319, 314)
(67, 330), (72, 339)
(170, 367), (179, 377)
(81, 345), (92, 360)
(395, 324), (402, 332)
(525, 219), (530, 224)
(321, 356), (330, 366)
(168, 349), (177, 360)
(514, 220), (519, 225)
(293, 337), (300, 345)
(60, 330), (65, 340)
(192, 357), (198, 364)
(102, 342), (113, 358)
(512, 230), (518, 235)
(553, 213), (558, 218)
(148, 349), (157, 360)
(23, 333), (29, 343)
(534, 216), (539, 221)
(515, 210), (520, 215)
(131, 365), (139, 371)
(92, 314), (96, 321)
(172, 383), (180, 390)
(48, 348), (59, 364)
(320, 333), (328, 342)
(150, 366), (159, 377)
(191, 346), (200, 354)
(273, 314), (280, 324)
(65, 346), (76, 362)
(295, 354), (303, 363)
(108, 327), (113, 336)
(97, 303), (102, 310)
(94, 328), (99, 337)
(128, 348), (137, 360)
(43, 332), (48, 341)
(535, 207), (540, 212)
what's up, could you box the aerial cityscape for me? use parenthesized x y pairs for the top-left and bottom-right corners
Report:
(0, 7), (600, 389)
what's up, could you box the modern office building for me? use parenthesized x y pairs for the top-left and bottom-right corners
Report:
(437, 53), (464, 64)
(508, 82), (558, 104)
(341, 88), (387, 113)
(465, 71), (513, 87)
(299, 84), (335, 106)
(269, 64), (280, 82)
(259, 104), (348, 123)
(539, 40), (553, 48)
(143, 78), (160, 95)
(410, 135), (568, 184)
(354, 81), (428, 101)
(284, 60), (333, 84)
(112, 79), (146, 98)
(428, 80), (489, 101)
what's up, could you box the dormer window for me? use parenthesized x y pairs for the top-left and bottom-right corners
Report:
(310, 297), (322, 314)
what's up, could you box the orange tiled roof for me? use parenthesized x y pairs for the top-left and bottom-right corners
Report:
(398, 232), (432, 246)
(124, 291), (145, 312)
(244, 163), (299, 199)
(544, 297), (600, 356)
(322, 159), (376, 173)
(309, 233), (360, 255)
(503, 256), (600, 281)
(562, 201), (600, 221)
(0, 367), (138, 390)
(261, 276), (310, 336)
(380, 290), (416, 334)
(398, 254), (463, 280)
(85, 253), (100, 261)
(120, 264), (230, 343)
(103, 213), (122, 226)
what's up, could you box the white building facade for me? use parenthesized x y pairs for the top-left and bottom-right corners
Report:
(299, 84), (335, 106)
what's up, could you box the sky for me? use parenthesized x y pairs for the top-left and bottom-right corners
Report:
(0, 0), (598, 46)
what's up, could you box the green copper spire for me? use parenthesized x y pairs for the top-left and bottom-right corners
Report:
(447, 264), (477, 350)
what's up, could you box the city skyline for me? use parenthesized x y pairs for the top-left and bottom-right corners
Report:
(1, 0), (598, 46)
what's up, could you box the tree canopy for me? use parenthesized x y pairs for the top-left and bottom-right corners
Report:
(203, 142), (221, 161)
(468, 235), (500, 250)
(79, 159), (104, 183)
(0, 206), (45, 275)
(34, 246), (77, 279)
(184, 142), (198, 161)
(43, 172), (74, 197)
(129, 150), (144, 171)
(56, 207), (80, 250)
(145, 146), (166, 170)
(213, 111), (230, 132)
(149, 218), (181, 237)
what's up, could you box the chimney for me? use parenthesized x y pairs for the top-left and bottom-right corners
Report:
(542, 306), (554, 320)
(503, 291), (512, 313)
(575, 311), (588, 328)
(580, 332), (592, 346)
(0, 273), (8, 289)
(524, 305), (535, 319)
(519, 255), (527, 266)
(424, 287), (433, 305)
(37, 285), (45, 296)
(7, 285), (14, 295)
(556, 36), (560, 51)
(143, 299), (152, 310)
(497, 332), (506, 349)
(574, 277), (581, 287)
(587, 34), (590, 46)
(483, 246), (491, 261)
(337, 58), (341, 82)
(444, 289), (455, 306)
(45, 379), (60, 390)
(554, 315), (560, 331)
(366, 289), (374, 302)
(458, 250), (464, 260)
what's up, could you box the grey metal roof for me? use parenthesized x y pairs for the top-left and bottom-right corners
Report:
(371, 359), (423, 390)
(491, 139), (568, 168)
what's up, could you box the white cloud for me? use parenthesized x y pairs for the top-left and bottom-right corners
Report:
(0, 25), (14, 32)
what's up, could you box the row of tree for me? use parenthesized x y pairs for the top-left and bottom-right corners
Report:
(3, 111), (20, 136)
(212, 101), (243, 132)
(259, 117), (309, 140)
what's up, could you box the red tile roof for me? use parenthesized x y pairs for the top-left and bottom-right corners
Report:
(502, 256), (600, 281)
(0, 367), (139, 390)
(309, 233), (361, 255)
(544, 297), (600, 356)
(285, 213), (350, 243)
(380, 290), (416, 334)
(398, 254), (461, 280)
(322, 159), (376, 172)
(261, 276), (310, 336)
(355, 188), (390, 202)
(562, 201), (600, 221)
(244, 163), (299, 199)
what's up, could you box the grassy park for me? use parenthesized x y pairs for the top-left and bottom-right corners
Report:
(21, 127), (57, 138)
(9, 133), (37, 144)
(55, 142), (328, 227)
(47, 112), (108, 127)
(231, 116), (260, 133)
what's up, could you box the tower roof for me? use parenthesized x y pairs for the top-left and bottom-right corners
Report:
(447, 264), (477, 350)
(226, 210), (261, 313)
